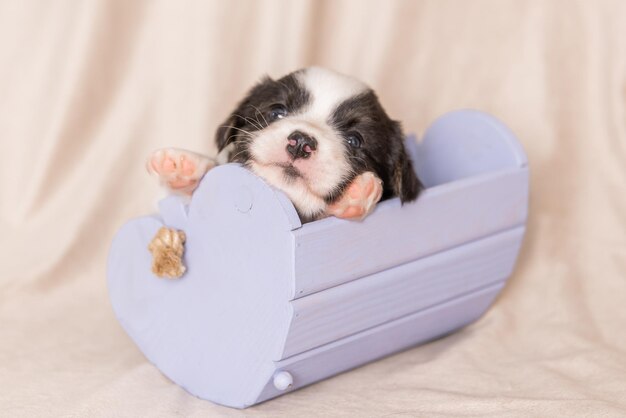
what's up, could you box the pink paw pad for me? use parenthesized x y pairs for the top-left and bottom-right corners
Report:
(147, 149), (214, 195)
(327, 172), (383, 221)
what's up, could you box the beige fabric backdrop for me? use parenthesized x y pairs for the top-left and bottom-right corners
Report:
(1, 0), (625, 416)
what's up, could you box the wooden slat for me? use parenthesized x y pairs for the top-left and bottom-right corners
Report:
(291, 167), (528, 299)
(281, 227), (523, 359)
(257, 283), (504, 404)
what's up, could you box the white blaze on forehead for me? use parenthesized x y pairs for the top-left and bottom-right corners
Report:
(298, 67), (369, 120)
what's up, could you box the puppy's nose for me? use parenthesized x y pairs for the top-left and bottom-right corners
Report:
(287, 131), (317, 159)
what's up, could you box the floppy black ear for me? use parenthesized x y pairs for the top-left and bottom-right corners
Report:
(214, 76), (274, 152)
(388, 123), (423, 203)
(214, 96), (253, 152)
(214, 112), (241, 152)
(392, 151), (423, 203)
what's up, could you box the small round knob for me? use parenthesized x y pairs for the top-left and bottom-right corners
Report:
(273, 371), (293, 391)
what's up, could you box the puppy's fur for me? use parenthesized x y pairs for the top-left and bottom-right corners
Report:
(148, 67), (423, 223)
(214, 67), (422, 221)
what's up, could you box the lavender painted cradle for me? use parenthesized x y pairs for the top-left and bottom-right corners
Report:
(107, 110), (529, 409)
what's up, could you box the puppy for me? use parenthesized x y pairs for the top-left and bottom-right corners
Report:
(148, 67), (422, 222)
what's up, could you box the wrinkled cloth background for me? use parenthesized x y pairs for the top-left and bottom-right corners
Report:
(1, 1), (625, 417)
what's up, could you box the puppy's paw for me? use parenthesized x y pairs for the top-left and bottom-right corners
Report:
(327, 172), (383, 220)
(147, 148), (215, 195)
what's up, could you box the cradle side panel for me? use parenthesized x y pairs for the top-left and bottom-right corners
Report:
(292, 167), (528, 298)
(281, 226), (523, 359)
(256, 283), (504, 405)
(158, 196), (189, 230)
(108, 216), (171, 337)
(107, 165), (296, 409)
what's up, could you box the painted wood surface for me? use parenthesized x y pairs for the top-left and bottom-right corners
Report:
(107, 110), (529, 409)
(256, 283), (504, 404)
(415, 109), (528, 187)
(109, 165), (296, 408)
(291, 168), (528, 299)
(281, 226), (523, 359)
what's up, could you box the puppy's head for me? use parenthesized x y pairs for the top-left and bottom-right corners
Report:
(216, 67), (422, 221)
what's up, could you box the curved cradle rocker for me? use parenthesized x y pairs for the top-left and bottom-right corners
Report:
(107, 110), (529, 409)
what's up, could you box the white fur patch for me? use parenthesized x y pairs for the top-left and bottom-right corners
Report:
(247, 67), (369, 218)
(299, 67), (368, 121)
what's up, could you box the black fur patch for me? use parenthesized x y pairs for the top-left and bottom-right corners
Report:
(329, 91), (423, 203)
(215, 72), (311, 162)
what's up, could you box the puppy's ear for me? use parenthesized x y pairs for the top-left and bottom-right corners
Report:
(214, 113), (240, 152)
(214, 76), (273, 152)
(215, 99), (250, 152)
(392, 152), (422, 203)
(389, 124), (423, 203)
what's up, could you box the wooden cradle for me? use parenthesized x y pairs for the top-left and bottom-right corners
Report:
(107, 110), (529, 408)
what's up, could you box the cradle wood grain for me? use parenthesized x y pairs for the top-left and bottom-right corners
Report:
(291, 167), (528, 298)
(257, 283), (504, 404)
(281, 226), (523, 359)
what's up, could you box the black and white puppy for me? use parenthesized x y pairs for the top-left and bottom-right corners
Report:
(148, 67), (422, 222)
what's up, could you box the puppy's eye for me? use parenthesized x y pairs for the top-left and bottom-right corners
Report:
(268, 104), (288, 121)
(345, 132), (363, 148)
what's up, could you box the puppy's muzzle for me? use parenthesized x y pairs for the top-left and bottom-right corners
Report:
(287, 131), (317, 160)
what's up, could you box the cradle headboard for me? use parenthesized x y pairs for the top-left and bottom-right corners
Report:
(414, 109), (528, 187)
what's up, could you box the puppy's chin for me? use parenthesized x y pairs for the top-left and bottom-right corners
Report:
(248, 161), (328, 221)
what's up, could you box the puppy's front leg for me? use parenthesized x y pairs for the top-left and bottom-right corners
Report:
(147, 148), (216, 196)
(327, 172), (383, 221)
